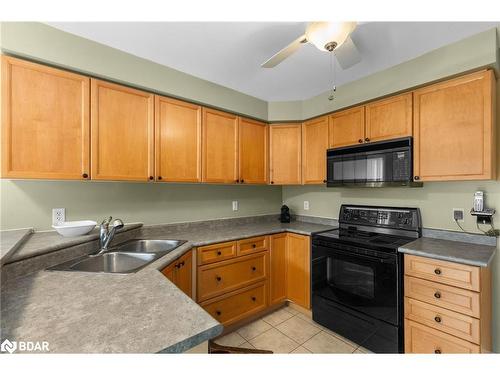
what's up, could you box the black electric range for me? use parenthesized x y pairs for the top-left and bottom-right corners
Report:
(311, 205), (421, 353)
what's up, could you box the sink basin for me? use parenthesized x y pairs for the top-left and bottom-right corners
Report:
(48, 238), (187, 274)
(113, 239), (186, 253)
(69, 252), (156, 273)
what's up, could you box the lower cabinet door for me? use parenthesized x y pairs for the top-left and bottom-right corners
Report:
(405, 319), (480, 353)
(161, 251), (193, 298)
(286, 233), (311, 309)
(270, 233), (287, 305)
(201, 282), (268, 326)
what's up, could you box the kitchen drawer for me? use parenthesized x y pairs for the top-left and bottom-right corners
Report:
(405, 276), (480, 318)
(405, 319), (480, 353)
(237, 236), (268, 256)
(197, 241), (236, 265)
(197, 251), (268, 302)
(405, 254), (480, 291)
(200, 282), (268, 326)
(405, 297), (480, 344)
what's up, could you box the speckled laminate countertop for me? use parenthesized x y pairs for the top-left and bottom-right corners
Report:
(1, 217), (335, 353)
(398, 237), (496, 267)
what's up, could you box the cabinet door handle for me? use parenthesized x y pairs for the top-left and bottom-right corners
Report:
(251, 296), (256, 302)
(158, 176), (163, 180)
(216, 310), (221, 316)
(365, 137), (370, 142)
(434, 316), (442, 323)
(82, 173), (89, 179)
(434, 349), (442, 354)
(149, 176), (154, 180)
(241, 179), (245, 183)
(235, 179), (240, 183)
(252, 244), (256, 248)
(251, 266), (256, 272)
(358, 139), (363, 143)
(434, 268), (441, 275)
(216, 276), (222, 282)
(434, 291), (441, 299)
(323, 179), (327, 183)
(414, 176), (420, 181)
(270, 181), (274, 184)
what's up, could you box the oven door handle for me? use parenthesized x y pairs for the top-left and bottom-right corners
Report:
(315, 245), (396, 264)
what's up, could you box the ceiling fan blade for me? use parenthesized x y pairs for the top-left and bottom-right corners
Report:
(334, 36), (362, 70)
(261, 34), (307, 68)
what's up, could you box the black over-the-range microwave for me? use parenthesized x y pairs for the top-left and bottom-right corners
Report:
(326, 137), (421, 187)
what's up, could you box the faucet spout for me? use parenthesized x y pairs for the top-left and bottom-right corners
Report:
(95, 217), (124, 255)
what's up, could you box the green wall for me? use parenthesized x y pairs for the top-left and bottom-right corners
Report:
(0, 180), (282, 231)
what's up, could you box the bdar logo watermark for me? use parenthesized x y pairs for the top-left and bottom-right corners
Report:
(1, 338), (49, 353)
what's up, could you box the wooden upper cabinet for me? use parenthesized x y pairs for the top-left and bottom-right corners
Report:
(239, 117), (268, 184)
(91, 79), (154, 181)
(329, 106), (365, 148)
(302, 116), (329, 184)
(1, 56), (90, 179)
(155, 96), (201, 182)
(413, 70), (496, 181)
(269, 123), (302, 185)
(202, 108), (239, 183)
(365, 92), (413, 142)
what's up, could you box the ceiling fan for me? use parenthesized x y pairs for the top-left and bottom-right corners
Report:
(261, 22), (362, 69)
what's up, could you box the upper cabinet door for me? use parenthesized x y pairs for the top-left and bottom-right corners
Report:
(1, 56), (90, 179)
(302, 116), (329, 184)
(269, 123), (302, 185)
(155, 96), (201, 182)
(239, 117), (268, 184)
(202, 108), (239, 183)
(413, 70), (495, 182)
(365, 92), (413, 142)
(91, 79), (154, 181)
(329, 106), (365, 148)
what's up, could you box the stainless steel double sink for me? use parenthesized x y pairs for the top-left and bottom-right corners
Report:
(48, 239), (186, 274)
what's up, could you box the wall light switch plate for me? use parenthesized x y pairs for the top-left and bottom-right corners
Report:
(232, 201), (238, 211)
(52, 208), (66, 226)
(304, 201), (310, 210)
(453, 208), (464, 222)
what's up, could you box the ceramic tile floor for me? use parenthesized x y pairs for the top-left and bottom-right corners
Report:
(214, 306), (373, 354)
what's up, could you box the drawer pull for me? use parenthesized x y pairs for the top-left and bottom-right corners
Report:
(434, 349), (442, 354)
(434, 291), (441, 299)
(251, 296), (256, 302)
(434, 316), (442, 323)
(216, 310), (221, 316)
(251, 266), (256, 272)
(216, 276), (222, 282)
(252, 244), (256, 248)
(434, 268), (442, 275)
(217, 251), (222, 256)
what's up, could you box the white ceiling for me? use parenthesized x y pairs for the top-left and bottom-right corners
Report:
(47, 22), (499, 102)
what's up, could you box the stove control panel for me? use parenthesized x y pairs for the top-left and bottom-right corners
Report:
(340, 205), (420, 230)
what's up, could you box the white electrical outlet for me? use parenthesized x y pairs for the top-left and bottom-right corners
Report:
(52, 208), (66, 226)
(453, 208), (464, 222)
(232, 201), (238, 211)
(304, 201), (310, 210)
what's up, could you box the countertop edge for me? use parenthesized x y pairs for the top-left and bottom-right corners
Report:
(159, 325), (224, 353)
(397, 247), (493, 268)
(0, 228), (34, 265)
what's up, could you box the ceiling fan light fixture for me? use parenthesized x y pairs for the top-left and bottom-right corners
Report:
(305, 22), (357, 52)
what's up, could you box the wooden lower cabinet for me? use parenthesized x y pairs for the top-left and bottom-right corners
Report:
(161, 250), (193, 298)
(201, 282), (268, 326)
(405, 320), (480, 354)
(196, 233), (311, 327)
(404, 254), (491, 353)
(270, 233), (287, 305)
(286, 233), (311, 309)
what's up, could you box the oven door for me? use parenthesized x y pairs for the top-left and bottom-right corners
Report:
(311, 243), (399, 325)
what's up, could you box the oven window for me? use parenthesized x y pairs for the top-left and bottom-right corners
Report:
(329, 258), (374, 299)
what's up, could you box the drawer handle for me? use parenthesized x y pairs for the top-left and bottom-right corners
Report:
(251, 296), (256, 302)
(216, 310), (221, 316)
(252, 244), (256, 248)
(216, 276), (222, 282)
(434, 292), (441, 299)
(434, 349), (442, 354)
(217, 251), (222, 256)
(434, 268), (442, 275)
(251, 266), (256, 272)
(434, 316), (442, 323)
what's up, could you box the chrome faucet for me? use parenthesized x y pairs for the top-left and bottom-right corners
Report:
(95, 216), (124, 255)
